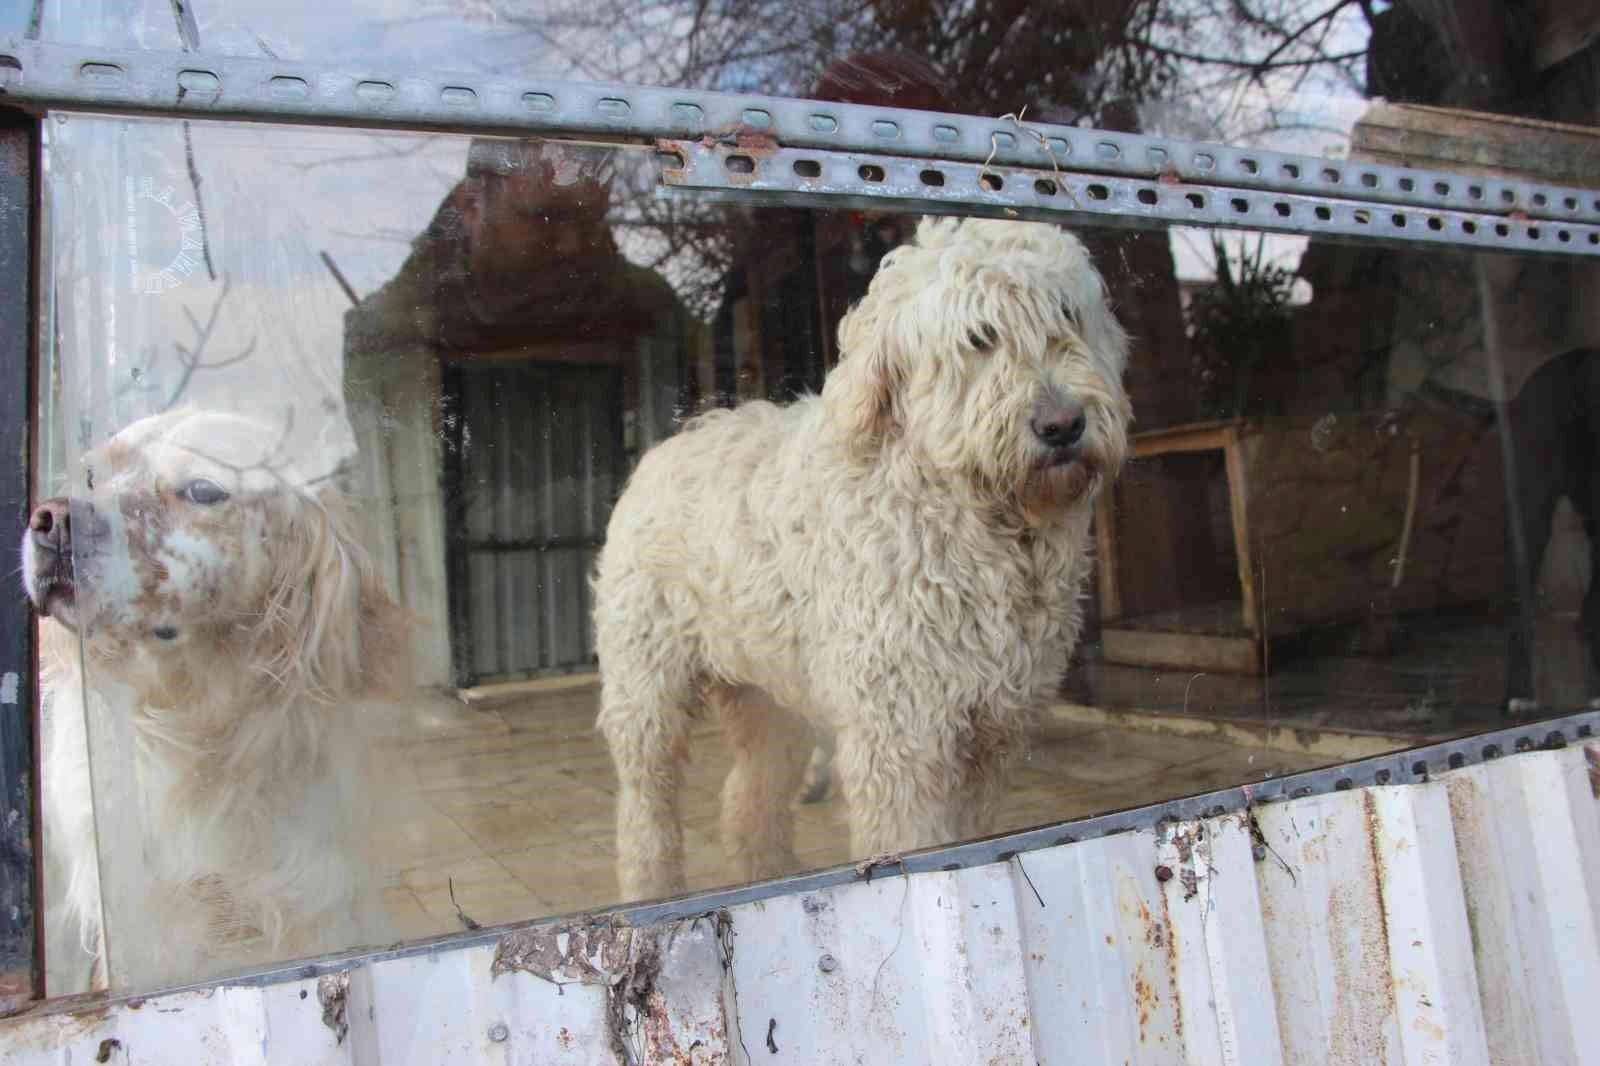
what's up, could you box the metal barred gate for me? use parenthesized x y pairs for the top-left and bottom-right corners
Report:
(443, 361), (623, 685)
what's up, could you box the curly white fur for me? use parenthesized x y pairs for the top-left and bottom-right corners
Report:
(594, 218), (1132, 899)
(23, 409), (406, 992)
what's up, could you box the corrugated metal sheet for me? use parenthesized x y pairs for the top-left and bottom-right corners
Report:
(5, 728), (1598, 1065)
(452, 362), (621, 682)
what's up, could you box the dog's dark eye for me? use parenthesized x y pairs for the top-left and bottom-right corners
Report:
(968, 324), (999, 352)
(1060, 300), (1080, 327)
(180, 478), (229, 505)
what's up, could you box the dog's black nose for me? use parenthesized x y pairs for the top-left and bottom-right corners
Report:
(1031, 404), (1087, 449)
(29, 498), (71, 555)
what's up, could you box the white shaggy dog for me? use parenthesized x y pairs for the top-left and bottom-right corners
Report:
(594, 218), (1131, 899)
(22, 409), (405, 991)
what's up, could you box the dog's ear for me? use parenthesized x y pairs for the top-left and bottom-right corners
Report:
(823, 298), (905, 451)
(255, 488), (408, 703)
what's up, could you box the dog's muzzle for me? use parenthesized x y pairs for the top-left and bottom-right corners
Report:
(24, 496), (116, 627)
(1029, 397), (1090, 468)
(25, 497), (77, 619)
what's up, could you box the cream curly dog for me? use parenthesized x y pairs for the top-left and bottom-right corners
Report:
(594, 218), (1131, 899)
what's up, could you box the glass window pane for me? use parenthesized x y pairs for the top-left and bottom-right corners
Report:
(24, 4), (1600, 1000)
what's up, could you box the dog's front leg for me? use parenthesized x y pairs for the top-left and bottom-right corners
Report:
(712, 685), (811, 882)
(834, 720), (1006, 861)
(599, 700), (692, 901)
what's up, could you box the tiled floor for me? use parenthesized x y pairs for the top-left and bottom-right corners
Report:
(371, 684), (1336, 941)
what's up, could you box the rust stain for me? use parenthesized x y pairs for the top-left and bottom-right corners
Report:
(495, 920), (662, 1062)
(1411, 1014), (1445, 1041)
(1117, 866), (1173, 1047)
(1157, 874), (1185, 1046)
(1322, 794), (1399, 1063)
(495, 914), (731, 1064)
(698, 124), (781, 155)
(1446, 785), (1486, 971)
(1362, 792), (1391, 937)
(1327, 881), (1397, 1060)
(493, 920), (649, 985)
(316, 972), (351, 1047)
(30, 1000), (115, 1045)
(1168, 824), (1203, 901)
(1132, 968), (1161, 1042)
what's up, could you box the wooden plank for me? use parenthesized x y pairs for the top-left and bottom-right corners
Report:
(1111, 603), (1251, 638)
(1094, 491), (1121, 621)
(1128, 420), (1242, 460)
(1223, 434), (1259, 636)
(1102, 420), (1246, 626)
(1101, 627), (1262, 675)
(1351, 101), (1600, 186)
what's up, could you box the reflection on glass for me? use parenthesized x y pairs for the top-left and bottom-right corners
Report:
(27, 3), (1600, 995)
(27, 409), (403, 992)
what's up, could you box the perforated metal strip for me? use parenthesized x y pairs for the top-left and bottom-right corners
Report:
(1, 39), (1598, 228)
(659, 139), (1600, 257)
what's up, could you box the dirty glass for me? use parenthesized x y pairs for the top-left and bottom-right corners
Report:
(24, 0), (1600, 998)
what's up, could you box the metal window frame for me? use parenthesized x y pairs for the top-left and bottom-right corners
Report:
(0, 107), (39, 1015)
(11, 709), (1600, 1011)
(0, 38), (1597, 249)
(659, 139), (1600, 256)
(4, 35), (1600, 1012)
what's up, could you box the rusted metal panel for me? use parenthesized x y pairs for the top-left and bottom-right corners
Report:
(2, 740), (1598, 1064)
(1159, 813), (1284, 1064)
(1255, 791), (1405, 1064)
(1018, 833), (1185, 1063)
(1444, 748), (1600, 1065)
(1366, 785), (1490, 1065)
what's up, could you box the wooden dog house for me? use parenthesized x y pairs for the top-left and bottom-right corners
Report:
(1094, 411), (1506, 674)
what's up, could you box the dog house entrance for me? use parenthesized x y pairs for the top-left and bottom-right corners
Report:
(443, 361), (624, 686)
(1096, 422), (1259, 674)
